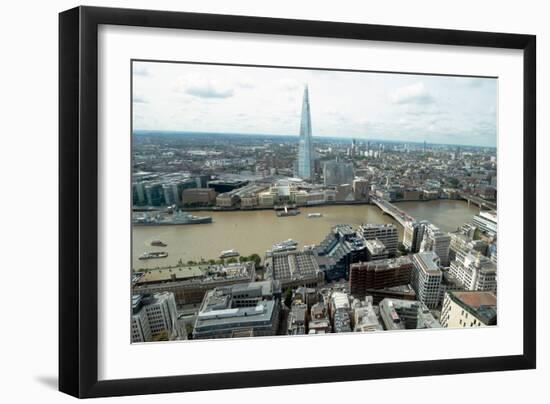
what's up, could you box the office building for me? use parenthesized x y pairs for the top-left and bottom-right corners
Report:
(323, 160), (354, 186)
(144, 182), (165, 206)
(363, 284), (416, 305)
(207, 179), (248, 194)
(440, 291), (497, 328)
(360, 223), (398, 256)
(308, 301), (332, 334)
(411, 252), (443, 309)
(181, 188), (217, 206)
(365, 239), (389, 261)
(349, 256), (413, 297)
(133, 262), (256, 306)
(132, 292), (185, 342)
(353, 178), (370, 201)
(449, 250), (497, 292)
(287, 303), (308, 335)
(297, 85), (314, 180)
(420, 224), (451, 266)
(379, 298), (441, 330)
(352, 296), (383, 332)
(473, 210), (497, 236)
(316, 225), (367, 281)
(403, 220), (429, 253)
(264, 250), (324, 289)
(193, 280), (281, 339)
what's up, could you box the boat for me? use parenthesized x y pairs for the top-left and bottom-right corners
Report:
(220, 249), (240, 259)
(277, 239), (298, 246)
(133, 210), (212, 226)
(276, 210), (299, 217)
(151, 240), (167, 247)
(276, 205), (300, 217)
(270, 239), (299, 253)
(308, 213), (323, 218)
(139, 251), (168, 260)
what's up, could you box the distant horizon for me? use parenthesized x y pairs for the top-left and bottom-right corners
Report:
(133, 60), (497, 148)
(132, 129), (496, 150)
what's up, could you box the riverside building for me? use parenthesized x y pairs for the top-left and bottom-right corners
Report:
(360, 223), (398, 256)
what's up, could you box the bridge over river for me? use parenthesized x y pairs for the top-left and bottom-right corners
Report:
(370, 195), (416, 227)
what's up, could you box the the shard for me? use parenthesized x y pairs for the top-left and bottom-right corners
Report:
(297, 85), (314, 180)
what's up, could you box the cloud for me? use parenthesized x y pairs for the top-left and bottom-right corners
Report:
(236, 79), (254, 89)
(174, 74), (235, 99)
(132, 94), (148, 104)
(389, 82), (434, 105)
(278, 78), (301, 91)
(133, 65), (150, 77)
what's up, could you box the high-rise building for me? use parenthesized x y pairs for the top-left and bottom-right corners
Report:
(403, 220), (429, 253)
(420, 223), (451, 266)
(352, 178), (370, 201)
(323, 160), (354, 186)
(297, 85), (314, 180)
(411, 252), (443, 309)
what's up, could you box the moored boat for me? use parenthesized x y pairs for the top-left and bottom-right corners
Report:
(139, 251), (168, 260)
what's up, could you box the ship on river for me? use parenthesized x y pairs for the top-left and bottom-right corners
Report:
(133, 210), (212, 226)
(139, 251), (168, 260)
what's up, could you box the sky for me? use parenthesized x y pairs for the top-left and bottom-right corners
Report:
(132, 61), (497, 147)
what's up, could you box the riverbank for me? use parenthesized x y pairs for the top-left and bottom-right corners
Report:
(132, 200), (479, 270)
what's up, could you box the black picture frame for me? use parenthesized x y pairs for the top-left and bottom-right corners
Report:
(59, 6), (536, 398)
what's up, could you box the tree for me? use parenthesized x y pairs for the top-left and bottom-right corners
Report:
(447, 177), (460, 188)
(248, 254), (262, 267)
(283, 288), (293, 308)
(227, 257), (238, 264)
(473, 228), (482, 240)
(397, 242), (409, 256)
(186, 260), (197, 265)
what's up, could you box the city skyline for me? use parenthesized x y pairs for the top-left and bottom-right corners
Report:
(133, 61), (497, 147)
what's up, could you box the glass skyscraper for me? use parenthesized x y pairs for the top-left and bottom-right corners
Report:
(297, 85), (314, 180)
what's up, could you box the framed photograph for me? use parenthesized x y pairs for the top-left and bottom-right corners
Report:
(59, 6), (536, 398)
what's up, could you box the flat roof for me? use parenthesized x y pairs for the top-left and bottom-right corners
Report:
(413, 252), (441, 275)
(448, 291), (497, 324)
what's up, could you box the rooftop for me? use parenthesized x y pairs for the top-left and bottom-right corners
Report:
(448, 291), (497, 325)
(413, 251), (442, 275)
(365, 239), (387, 255)
(135, 262), (254, 284)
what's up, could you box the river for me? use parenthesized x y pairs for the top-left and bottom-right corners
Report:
(132, 200), (479, 270)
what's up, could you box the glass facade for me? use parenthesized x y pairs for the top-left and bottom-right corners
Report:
(297, 86), (314, 180)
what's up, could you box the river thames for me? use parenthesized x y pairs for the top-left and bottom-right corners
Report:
(132, 200), (480, 270)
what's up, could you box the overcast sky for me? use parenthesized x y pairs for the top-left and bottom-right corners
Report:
(132, 61), (497, 147)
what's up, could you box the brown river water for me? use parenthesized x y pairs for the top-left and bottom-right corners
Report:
(132, 200), (480, 270)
